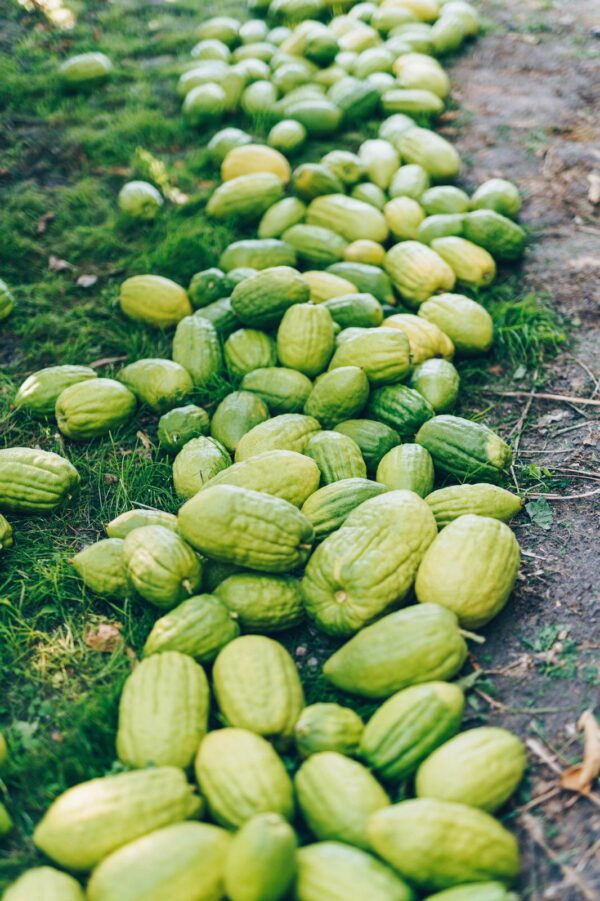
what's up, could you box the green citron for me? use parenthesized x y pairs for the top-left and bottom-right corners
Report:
(0, 447), (80, 513)
(207, 173), (284, 220)
(203, 449), (320, 508)
(14, 365), (98, 418)
(143, 594), (239, 662)
(188, 267), (229, 308)
(277, 303), (335, 378)
(360, 682), (465, 781)
(410, 359), (460, 412)
(328, 328), (411, 385)
(416, 415), (512, 483)
(415, 727), (526, 812)
(470, 178), (522, 219)
(118, 359), (192, 413)
(334, 419), (400, 475)
(430, 237), (496, 288)
(117, 652), (209, 769)
(224, 328), (277, 379)
(56, 378), (136, 440)
(123, 525), (202, 609)
(210, 391), (270, 451)
(419, 294), (493, 355)
(304, 430), (367, 484)
(304, 366), (369, 428)
(231, 265), (310, 329)
(259, 197), (307, 239)
(241, 367), (313, 414)
(295, 752), (389, 850)
(235, 414), (321, 461)
(323, 604), (468, 698)
(367, 383), (435, 440)
(463, 210), (526, 261)
(367, 799), (520, 892)
(119, 275), (191, 328)
(0, 277), (15, 321)
(376, 444), (434, 497)
(219, 239), (296, 273)
(33, 767), (201, 871)
(225, 813), (297, 901)
(326, 262), (395, 306)
(71, 538), (129, 599)
(415, 514), (521, 628)
(295, 703), (364, 759)
(3, 867), (85, 901)
(0, 514), (14, 550)
(203, 559), (242, 592)
(0, 800), (13, 836)
(213, 635), (304, 740)
(296, 841), (415, 901)
(105, 508), (178, 538)
(215, 573), (304, 632)
(178, 485), (314, 573)
(172, 436), (231, 499)
(87, 822), (231, 901)
(172, 315), (223, 388)
(424, 882), (519, 901)
(157, 404), (210, 454)
(302, 491), (437, 635)
(301, 478), (388, 540)
(322, 292), (384, 329)
(195, 728), (294, 828)
(425, 483), (523, 528)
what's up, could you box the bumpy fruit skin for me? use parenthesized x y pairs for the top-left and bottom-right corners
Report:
(328, 328), (411, 385)
(123, 525), (202, 609)
(416, 415), (512, 483)
(323, 292), (384, 329)
(220, 239), (296, 273)
(425, 484), (523, 528)
(410, 359), (460, 413)
(431, 237), (496, 288)
(284, 224), (348, 268)
(277, 303), (335, 378)
(117, 358), (192, 413)
(324, 604), (468, 699)
(304, 366), (370, 428)
(208, 173), (284, 220)
(178, 484), (314, 573)
(419, 293), (493, 355)
(0, 447), (80, 513)
(188, 267), (228, 308)
(195, 728), (294, 828)
(384, 313), (455, 365)
(118, 180), (163, 220)
(295, 703), (364, 759)
(60, 51), (112, 85)
(56, 378), (136, 440)
(296, 752), (390, 849)
(327, 262), (395, 306)
(225, 328), (278, 379)
(158, 404), (210, 453)
(203, 449), (320, 508)
(302, 491), (437, 635)
(367, 384), (435, 440)
(119, 275), (192, 328)
(225, 813), (297, 901)
(376, 444), (435, 497)
(304, 271), (358, 305)
(301, 478), (388, 540)
(368, 799), (520, 892)
(471, 178), (521, 219)
(385, 241), (456, 306)
(172, 436), (231, 499)
(87, 822), (231, 901)
(222, 144), (291, 185)
(296, 841), (415, 901)
(235, 414), (321, 461)
(416, 727), (526, 812)
(33, 767), (201, 871)
(241, 367), (313, 414)
(71, 538), (129, 599)
(415, 514), (521, 628)
(360, 682), (464, 781)
(0, 513), (14, 550)
(117, 652), (209, 769)
(424, 882), (519, 901)
(105, 508), (178, 538)
(463, 210), (525, 261)
(259, 197), (307, 240)
(334, 419), (400, 475)
(3, 867), (85, 901)
(305, 430), (366, 484)
(307, 194), (389, 243)
(0, 277), (15, 320)
(395, 127), (461, 179)
(143, 594), (239, 662)
(14, 365), (98, 418)
(213, 635), (304, 740)
(215, 573), (304, 632)
(210, 391), (270, 452)
(231, 266), (309, 330)
(172, 315), (223, 388)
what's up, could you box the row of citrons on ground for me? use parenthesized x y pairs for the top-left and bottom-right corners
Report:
(1, 1), (533, 899)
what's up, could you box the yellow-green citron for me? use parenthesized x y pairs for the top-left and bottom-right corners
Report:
(143, 594), (240, 662)
(158, 404), (211, 453)
(304, 430), (367, 484)
(276, 302), (335, 378)
(410, 359), (460, 413)
(105, 508), (178, 538)
(3, 867), (85, 901)
(117, 359), (192, 413)
(301, 477), (388, 540)
(384, 241), (456, 306)
(33, 767), (201, 871)
(304, 366), (370, 428)
(324, 604), (468, 698)
(224, 813), (298, 901)
(172, 436), (231, 499)
(418, 293), (494, 354)
(0, 514), (14, 550)
(328, 327), (411, 385)
(295, 703), (364, 758)
(178, 485), (314, 573)
(302, 491), (437, 635)
(71, 538), (129, 599)
(172, 315), (223, 388)
(55, 378), (136, 440)
(119, 275), (192, 328)
(123, 525), (202, 609)
(203, 449), (320, 508)
(14, 365), (98, 418)
(383, 314), (455, 364)
(117, 652), (210, 769)
(212, 635), (304, 741)
(415, 514), (520, 628)
(0, 277), (15, 321)
(0, 800), (12, 835)
(425, 484), (523, 528)
(368, 799), (520, 891)
(87, 822), (231, 901)
(296, 841), (416, 901)
(295, 751), (390, 849)
(360, 682), (464, 781)
(376, 444), (435, 497)
(210, 391), (270, 451)
(241, 367), (313, 415)
(60, 51), (113, 85)
(415, 727), (526, 812)
(430, 237), (496, 288)
(424, 882), (519, 901)
(0, 447), (80, 513)
(195, 728), (294, 828)
(235, 413), (321, 461)
(215, 573), (304, 632)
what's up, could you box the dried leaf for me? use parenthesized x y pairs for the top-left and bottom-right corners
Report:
(76, 274), (98, 288)
(136, 430), (152, 451)
(587, 173), (600, 205)
(89, 355), (128, 369)
(37, 211), (55, 234)
(84, 622), (124, 653)
(560, 710), (600, 795)
(48, 255), (73, 272)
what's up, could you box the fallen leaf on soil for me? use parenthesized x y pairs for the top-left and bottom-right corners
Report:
(560, 710), (600, 795)
(587, 173), (600, 205)
(48, 255), (73, 272)
(89, 355), (128, 368)
(37, 211), (55, 234)
(76, 274), (98, 288)
(525, 497), (554, 530)
(84, 622), (124, 653)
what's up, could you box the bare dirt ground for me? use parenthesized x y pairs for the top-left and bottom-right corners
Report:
(445, 1), (599, 897)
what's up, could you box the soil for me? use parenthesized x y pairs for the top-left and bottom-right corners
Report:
(444, 1), (600, 897)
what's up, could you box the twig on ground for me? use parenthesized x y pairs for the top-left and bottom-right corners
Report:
(480, 390), (600, 407)
(525, 488), (600, 500)
(555, 421), (597, 435)
(568, 354), (600, 397)
(520, 814), (597, 901)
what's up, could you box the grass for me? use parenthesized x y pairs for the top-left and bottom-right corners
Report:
(0, 0), (576, 891)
